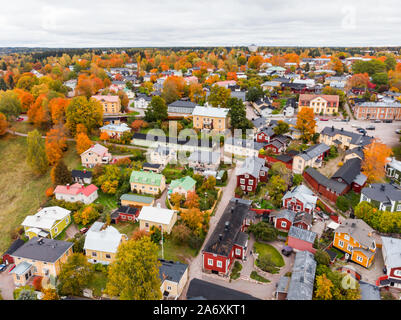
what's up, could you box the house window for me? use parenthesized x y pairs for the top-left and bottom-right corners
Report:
(167, 286), (172, 291)
(245, 174), (249, 178)
(260, 171), (265, 176)
(92, 252), (97, 257)
(338, 240), (344, 248)
(106, 254), (111, 259)
(217, 261), (222, 268)
(236, 248), (241, 256)
(241, 185), (245, 190)
(356, 256), (363, 263)
(54, 227), (58, 234)
(240, 178), (245, 184)
(247, 186), (252, 191)
(208, 259), (213, 266)
(281, 221), (287, 228)
(347, 245), (353, 252)
(145, 223), (149, 228)
(248, 180), (254, 185)
(394, 270), (401, 277)
(397, 204), (401, 211)
(344, 234), (350, 241)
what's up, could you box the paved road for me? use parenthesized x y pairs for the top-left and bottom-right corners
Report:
(344, 102), (354, 120)
(0, 266), (15, 300)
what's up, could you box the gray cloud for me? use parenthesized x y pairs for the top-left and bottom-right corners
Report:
(0, 0), (400, 47)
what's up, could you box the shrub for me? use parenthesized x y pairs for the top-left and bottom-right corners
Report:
(171, 224), (191, 245)
(248, 222), (278, 242)
(314, 249), (331, 266)
(336, 196), (350, 212)
(337, 162), (343, 167)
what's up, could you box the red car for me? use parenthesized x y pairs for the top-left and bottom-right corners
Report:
(80, 227), (89, 234)
(320, 118), (329, 121)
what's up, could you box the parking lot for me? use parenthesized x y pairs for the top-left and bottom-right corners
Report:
(0, 265), (15, 300)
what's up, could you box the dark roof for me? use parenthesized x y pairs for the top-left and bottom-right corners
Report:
(321, 126), (373, 147)
(345, 147), (364, 160)
(168, 100), (197, 108)
(71, 169), (92, 179)
(325, 249), (337, 262)
(11, 237), (73, 263)
(251, 117), (267, 128)
(298, 143), (330, 161)
(3, 239), (25, 256)
(133, 133), (214, 148)
(305, 167), (348, 194)
(293, 212), (313, 226)
(203, 198), (251, 257)
(143, 162), (161, 169)
(158, 259), (188, 283)
(281, 82), (307, 90)
(332, 158), (362, 185)
(186, 278), (260, 300)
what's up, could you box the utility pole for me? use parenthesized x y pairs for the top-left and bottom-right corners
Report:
(161, 225), (164, 259)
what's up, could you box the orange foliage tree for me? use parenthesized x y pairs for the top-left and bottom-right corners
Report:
(0, 112), (8, 135)
(75, 133), (92, 155)
(45, 126), (67, 165)
(99, 132), (109, 141)
(14, 88), (34, 112)
(180, 207), (205, 233)
(346, 73), (370, 89)
(49, 97), (69, 125)
(362, 139), (393, 183)
(184, 191), (200, 209)
(295, 107), (316, 142)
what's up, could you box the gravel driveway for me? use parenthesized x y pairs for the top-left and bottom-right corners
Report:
(0, 266), (15, 300)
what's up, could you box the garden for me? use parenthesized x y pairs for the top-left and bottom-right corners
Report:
(253, 241), (285, 274)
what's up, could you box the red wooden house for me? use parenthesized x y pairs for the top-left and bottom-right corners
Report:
(264, 139), (285, 154)
(111, 206), (139, 224)
(236, 157), (269, 194)
(287, 226), (317, 254)
(202, 198), (253, 276)
(271, 210), (313, 232)
(255, 127), (275, 143)
(282, 185), (317, 214)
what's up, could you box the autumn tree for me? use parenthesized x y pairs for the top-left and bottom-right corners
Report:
(45, 126), (67, 165)
(75, 133), (92, 155)
(207, 85), (231, 108)
(184, 191), (200, 209)
(0, 112), (8, 135)
(180, 207), (205, 233)
(248, 55), (264, 70)
(266, 175), (287, 206)
(99, 132), (109, 141)
(0, 90), (21, 119)
(314, 274), (334, 300)
(96, 165), (122, 194)
(73, 205), (100, 226)
(26, 129), (48, 175)
(66, 96), (103, 136)
(49, 97), (69, 125)
(162, 75), (185, 104)
(57, 253), (94, 296)
(50, 160), (72, 185)
(362, 139), (392, 183)
(105, 236), (162, 300)
(41, 288), (59, 300)
(170, 192), (184, 209)
(296, 107), (316, 142)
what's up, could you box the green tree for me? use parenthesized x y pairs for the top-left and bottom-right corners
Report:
(96, 165), (122, 194)
(105, 237), (162, 300)
(371, 72), (389, 86)
(0, 90), (22, 119)
(248, 222), (278, 242)
(26, 129), (48, 175)
(65, 96), (103, 136)
(0, 78), (7, 91)
(207, 85), (231, 108)
(228, 97), (253, 131)
(292, 174), (303, 186)
(246, 86), (264, 102)
(273, 120), (290, 135)
(57, 253), (94, 296)
(314, 249), (330, 266)
(144, 96), (168, 122)
(266, 175), (287, 206)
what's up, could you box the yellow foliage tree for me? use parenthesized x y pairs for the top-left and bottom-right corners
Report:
(295, 107), (316, 142)
(362, 139), (392, 183)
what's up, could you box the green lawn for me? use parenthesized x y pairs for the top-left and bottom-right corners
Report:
(253, 242), (285, 267)
(158, 238), (197, 264)
(0, 135), (81, 253)
(114, 222), (139, 238)
(250, 271), (270, 283)
(87, 270), (108, 297)
(9, 121), (45, 135)
(94, 192), (118, 214)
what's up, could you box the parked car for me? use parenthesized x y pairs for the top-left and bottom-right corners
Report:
(396, 129), (401, 134)
(383, 119), (393, 123)
(16, 117), (24, 122)
(281, 246), (293, 257)
(320, 118), (329, 121)
(80, 227), (88, 234)
(357, 128), (367, 134)
(366, 125), (375, 130)
(373, 119), (381, 123)
(317, 211), (330, 220)
(0, 264), (7, 272)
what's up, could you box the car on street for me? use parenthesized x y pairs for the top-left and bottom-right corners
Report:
(281, 246), (293, 257)
(320, 118), (329, 121)
(351, 124), (360, 128)
(383, 119), (393, 123)
(357, 128), (367, 134)
(0, 264), (7, 272)
(396, 129), (401, 134)
(373, 119), (381, 123)
(366, 125), (375, 130)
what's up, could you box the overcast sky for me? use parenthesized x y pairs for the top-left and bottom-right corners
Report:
(0, 0), (400, 47)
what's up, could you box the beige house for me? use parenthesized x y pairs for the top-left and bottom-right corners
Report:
(80, 143), (113, 168)
(130, 170), (166, 195)
(159, 260), (189, 299)
(298, 94), (339, 115)
(319, 126), (373, 150)
(138, 204), (177, 234)
(10, 237), (73, 287)
(292, 143), (330, 174)
(91, 95), (121, 114)
(192, 106), (230, 132)
(83, 222), (127, 265)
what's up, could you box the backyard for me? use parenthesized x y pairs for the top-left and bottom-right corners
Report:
(253, 241), (285, 274)
(0, 134), (80, 253)
(158, 238), (197, 264)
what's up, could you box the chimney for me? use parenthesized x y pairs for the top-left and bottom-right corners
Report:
(380, 184), (385, 191)
(225, 221), (230, 231)
(66, 184), (70, 189)
(331, 125), (334, 131)
(219, 234), (223, 241)
(341, 128), (344, 131)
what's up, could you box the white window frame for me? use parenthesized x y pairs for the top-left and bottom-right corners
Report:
(208, 259), (213, 266)
(338, 240), (344, 248)
(217, 261), (222, 268)
(240, 178), (245, 184)
(235, 248), (241, 256)
(344, 234), (350, 241)
(281, 221), (287, 228)
(247, 186), (252, 191)
(356, 255), (363, 263)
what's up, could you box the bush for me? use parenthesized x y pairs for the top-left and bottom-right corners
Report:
(314, 249), (331, 266)
(256, 254), (280, 274)
(230, 261), (242, 280)
(250, 271), (270, 283)
(248, 222), (278, 242)
(336, 196), (350, 212)
(171, 224), (191, 245)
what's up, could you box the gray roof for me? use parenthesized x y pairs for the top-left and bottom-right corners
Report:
(251, 117), (267, 128)
(225, 137), (265, 151)
(332, 158), (362, 185)
(361, 183), (401, 204)
(236, 156), (267, 178)
(360, 281), (381, 300)
(304, 167), (348, 194)
(321, 126), (373, 147)
(159, 259), (188, 283)
(336, 219), (375, 248)
(345, 147), (364, 160)
(273, 209), (296, 223)
(276, 276), (290, 293)
(168, 100), (197, 108)
(230, 91), (246, 101)
(287, 251), (317, 300)
(288, 226), (317, 244)
(381, 236), (401, 269)
(11, 237), (73, 263)
(298, 143), (330, 161)
(188, 150), (221, 165)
